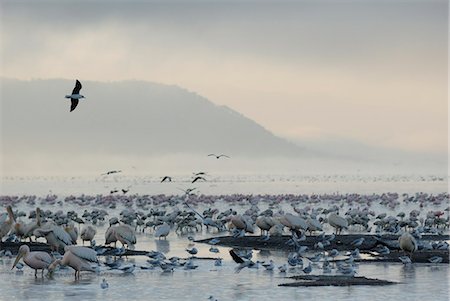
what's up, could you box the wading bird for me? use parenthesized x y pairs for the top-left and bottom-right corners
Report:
(11, 245), (53, 277)
(48, 246), (98, 279)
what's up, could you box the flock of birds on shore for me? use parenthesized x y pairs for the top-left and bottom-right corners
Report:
(0, 189), (448, 291)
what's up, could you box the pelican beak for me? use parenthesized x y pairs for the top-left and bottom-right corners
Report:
(11, 253), (23, 270)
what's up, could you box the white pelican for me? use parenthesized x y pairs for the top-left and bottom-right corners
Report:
(105, 224), (136, 249)
(34, 223), (73, 252)
(256, 216), (275, 235)
(327, 213), (348, 234)
(155, 223), (170, 240)
(48, 245), (98, 279)
(398, 232), (417, 258)
(280, 213), (308, 234)
(80, 225), (97, 245)
(65, 79), (85, 112)
(0, 206), (15, 240)
(11, 208), (42, 241)
(11, 245), (53, 277)
(65, 222), (79, 244)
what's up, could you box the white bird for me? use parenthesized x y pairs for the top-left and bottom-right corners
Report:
(0, 206), (15, 240)
(11, 245), (53, 277)
(186, 247), (198, 256)
(327, 213), (348, 234)
(105, 224), (136, 249)
(399, 232), (417, 258)
(48, 245), (98, 279)
(65, 80), (85, 112)
(262, 259), (274, 271)
(155, 223), (171, 240)
(81, 225), (96, 246)
(34, 223), (73, 252)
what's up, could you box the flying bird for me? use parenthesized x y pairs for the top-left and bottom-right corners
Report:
(208, 154), (230, 159)
(191, 176), (206, 183)
(161, 176), (172, 183)
(65, 80), (85, 112)
(178, 188), (197, 195)
(102, 170), (122, 176)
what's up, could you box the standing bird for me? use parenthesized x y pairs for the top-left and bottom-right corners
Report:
(208, 154), (230, 159)
(80, 225), (97, 246)
(399, 232), (417, 259)
(65, 80), (85, 112)
(155, 223), (170, 240)
(327, 213), (348, 234)
(48, 246), (98, 279)
(0, 206), (16, 240)
(11, 245), (53, 277)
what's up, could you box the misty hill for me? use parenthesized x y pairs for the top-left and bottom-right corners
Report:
(1, 78), (302, 157)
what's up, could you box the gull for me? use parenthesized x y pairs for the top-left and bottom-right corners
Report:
(100, 278), (109, 289)
(428, 256), (443, 264)
(119, 264), (135, 273)
(65, 80), (85, 112)
(209, 247), (220, 253)
(186, 247), (198, 256)
(208, 154), (230, 159)
(262, 260), (274, 271)
(278, 264), (287, 273)
(351, 237), (365, 247)
(399, 255), (412, 265)
(302, 263), (312, 274)
(208, 238), (221, 245)
(183, 258), (199, 270)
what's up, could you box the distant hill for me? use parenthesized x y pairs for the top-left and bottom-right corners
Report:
(1, 78), (302, 157)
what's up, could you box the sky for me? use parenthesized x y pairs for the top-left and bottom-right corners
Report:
(1, 0), (448, 158)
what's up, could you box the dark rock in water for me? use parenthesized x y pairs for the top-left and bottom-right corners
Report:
(195, 234), (449, 263)
(279, 275), (398, 287)
(195, 234), (449, 252)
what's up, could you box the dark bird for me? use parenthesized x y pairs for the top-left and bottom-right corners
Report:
(102, 170), (122, 176)
(161, 176), (172, 183)
(65, 80), (85, 112)
(193, 172), (207, 176)
(178, 188), (197, 195)
(191, 176), (206, 183)
(110, 189), (119, 194)
(208, 154), (230, 159)
(122, 189), (129, 194)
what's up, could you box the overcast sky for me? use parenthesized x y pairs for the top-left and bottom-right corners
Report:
(1, 0), (448, 156)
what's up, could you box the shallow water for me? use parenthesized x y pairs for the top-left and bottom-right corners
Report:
(0, 174), (449, 301)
